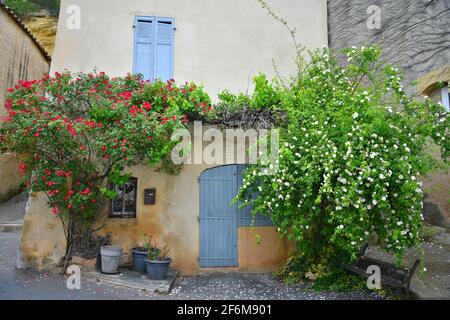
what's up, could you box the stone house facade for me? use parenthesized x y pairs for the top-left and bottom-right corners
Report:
(19, 0), (328, 273)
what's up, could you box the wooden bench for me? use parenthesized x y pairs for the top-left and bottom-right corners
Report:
(343, 243), (420, 298)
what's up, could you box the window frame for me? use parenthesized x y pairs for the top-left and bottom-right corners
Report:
(441, 86), (450, 111)
(132, 15), (175, 82)
(109, 177), (138, 219)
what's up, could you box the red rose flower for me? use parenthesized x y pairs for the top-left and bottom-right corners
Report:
(143, 102), (152, 111)
(67, 123), (76, 136)
(118, 91), (132, 100)
(19, 162), (26, 175)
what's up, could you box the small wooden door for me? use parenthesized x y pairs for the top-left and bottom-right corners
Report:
(198, 165), (238, 267)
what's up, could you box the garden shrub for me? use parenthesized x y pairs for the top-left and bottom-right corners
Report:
(4, 0), (38, 17)
(236, 46), (449, 287)
(0, 71), (212, 260)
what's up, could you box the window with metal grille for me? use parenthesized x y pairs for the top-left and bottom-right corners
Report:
(109, 177), (138, 218)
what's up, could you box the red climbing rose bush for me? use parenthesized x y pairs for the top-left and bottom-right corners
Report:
(0, 71), (213, 255)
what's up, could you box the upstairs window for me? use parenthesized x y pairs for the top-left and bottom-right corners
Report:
(109, 177), (138, 218)
(133, 16), (175, 82)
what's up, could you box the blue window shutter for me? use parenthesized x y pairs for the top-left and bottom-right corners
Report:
(133, 17), (155, 81)
(154, 18), (174, 82)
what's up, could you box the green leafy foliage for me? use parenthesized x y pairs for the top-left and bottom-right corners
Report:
(4, 0), (38, 17)
(237, 46), (449, 285)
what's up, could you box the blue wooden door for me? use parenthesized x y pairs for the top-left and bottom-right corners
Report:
(199, 165), (238, 267)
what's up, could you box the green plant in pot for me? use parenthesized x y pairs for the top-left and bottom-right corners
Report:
(131, 234), (153, 273)
(145, 243), (172, 280)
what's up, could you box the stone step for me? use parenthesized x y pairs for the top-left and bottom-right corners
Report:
(0, 223), (23, 232)
(83, 269), (179, 294)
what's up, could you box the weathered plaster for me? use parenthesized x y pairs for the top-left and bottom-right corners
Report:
(238, 227), (294, 272)
(20, 164), (293, 273)
(18, 192), (66, 270)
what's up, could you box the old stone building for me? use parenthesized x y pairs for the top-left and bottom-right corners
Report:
(328, 0), (450, 226)
(14, 0), (449, 274)
(0, 1), (51, 203)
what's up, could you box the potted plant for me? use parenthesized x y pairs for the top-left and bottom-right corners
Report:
(145, 243), (172, 280)
(131, 234), (152, 273)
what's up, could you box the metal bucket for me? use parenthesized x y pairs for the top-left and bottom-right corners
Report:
(100, 246), (123, 274)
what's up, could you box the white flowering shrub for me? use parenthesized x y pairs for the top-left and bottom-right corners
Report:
(237, 46), (449, 283)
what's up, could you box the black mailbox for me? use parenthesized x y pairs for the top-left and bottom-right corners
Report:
(144, 188), (156, 205)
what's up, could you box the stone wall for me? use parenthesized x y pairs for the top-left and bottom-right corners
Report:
(328, 0), (450, 95)
(0, 4), (50, 118)
(0, 4), (50, 203)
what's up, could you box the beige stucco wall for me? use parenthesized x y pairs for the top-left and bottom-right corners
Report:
(0, 7), (50, 203)
(19, 127), (293, 273)
(238, 227), (293, 272)
(18, 192), (66, 270)
(20, 164), (293, 273)
(50, 0), (328, 99)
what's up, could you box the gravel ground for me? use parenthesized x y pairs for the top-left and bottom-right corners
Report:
(367, 235), (450, 299)
(0, 232), (382, 300)
(170, 272), (383, 300)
